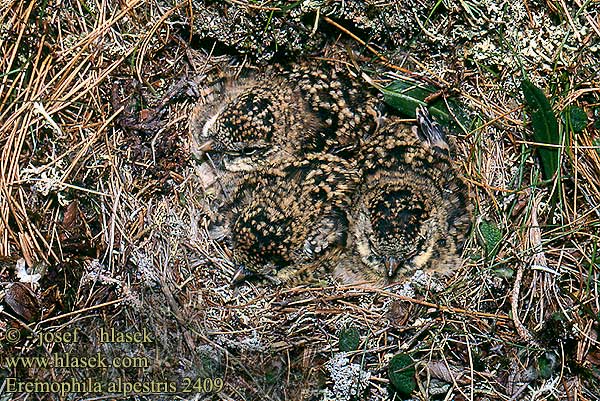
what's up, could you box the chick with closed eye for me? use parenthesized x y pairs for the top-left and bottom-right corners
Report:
(348, 107), (470, 283)
(189, 60), (382, 171)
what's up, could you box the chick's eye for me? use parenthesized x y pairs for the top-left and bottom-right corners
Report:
(367, 254), (381, 266)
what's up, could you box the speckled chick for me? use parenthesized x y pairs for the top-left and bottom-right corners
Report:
(229, 153), (360, 284)
(284, 61), (381, 155)
(348, 107), (470, 283)
(189, 60), (381, 170)
(190, 75), (320, 170)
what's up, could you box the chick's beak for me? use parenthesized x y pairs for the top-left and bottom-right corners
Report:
(231, 265), (253, 286)
(199, 139), (214, 152)
(384, 256), (400, 278)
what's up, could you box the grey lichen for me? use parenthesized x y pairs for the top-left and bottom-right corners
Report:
(190, 0), (429, 62)
(323, 353), (371, 401)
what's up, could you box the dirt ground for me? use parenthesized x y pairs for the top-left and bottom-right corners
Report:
(1, 1), (600, 400)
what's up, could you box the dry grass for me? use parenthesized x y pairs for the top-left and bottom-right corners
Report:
(1, 1), (600, 400)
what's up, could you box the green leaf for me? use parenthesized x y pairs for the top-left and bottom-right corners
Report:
(561, 106), (588, 133)
(478, 220), (503, 258)
(550, 311), (566, 322)
(492, 267), (514, 279)
(537, 355), (554, 379)
(521, 80), (560, 180)
(593, 137), (600, 158)
(338, 327), (360, 352)
(381, 78), (471, 133)
(381, 79), (446, 119)
(388, 354), (416, 397)
(537, 352), (557, 379)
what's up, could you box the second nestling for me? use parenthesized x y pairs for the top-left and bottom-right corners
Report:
(227, 153), (360, 285)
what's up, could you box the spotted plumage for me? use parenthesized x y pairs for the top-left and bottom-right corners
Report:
(190, 76), (320, 165)
(229, 153), (360, 284)
(189, 60), (381, 170)
(348, 107), (470, 283)
(284, 62), (381, 155)
(193, 59), (469, 285)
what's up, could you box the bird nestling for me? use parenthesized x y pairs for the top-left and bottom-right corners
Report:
(284, 61), (382, 155)
(189, 74), (321, 171)
(349, 107), (470, 283)
(228, 152), (360, 284)
(189, 59), (382, 171)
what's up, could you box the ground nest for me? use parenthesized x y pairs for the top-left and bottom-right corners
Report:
(1, 1), (599, 400)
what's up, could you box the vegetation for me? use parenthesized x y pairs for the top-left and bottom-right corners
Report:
(1, 0), (599, 400)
